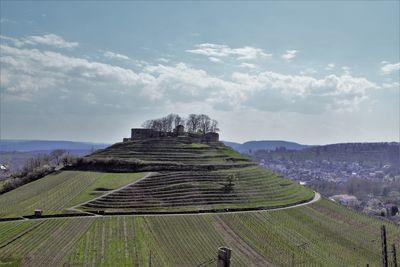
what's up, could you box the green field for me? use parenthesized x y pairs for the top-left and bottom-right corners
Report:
(0, 171), (147, 218)
(0, 198), (398, 266)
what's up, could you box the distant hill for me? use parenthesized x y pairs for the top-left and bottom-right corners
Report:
(223, 140), (310, 153)
(0, 139), (110, 152)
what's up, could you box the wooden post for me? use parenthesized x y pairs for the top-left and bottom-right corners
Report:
(393, 244), (398, 267)
(217, 247), (231, 267)
(381, 225), (388, 267)
(149, 250), (152, 267)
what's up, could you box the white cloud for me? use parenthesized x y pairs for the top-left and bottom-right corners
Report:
(300, 68), (317, 75)
(0, 35), (26, 47)
(381, 62), (400, 75)
(0, 42), (380, 114)
(103, 51), (130, 60)
(0, 34), (78, 49)
(325, 63), (335, 70)
(0, 44), (151, 99)
(158, 57), (169, 63)
(231, 71), (376, 112)
(381, 82), (400, 89)
(208, 57), (222, 63)
(24, 34), (78, 48)
(239, 63), (256, 69)
(341, 66), (350, 74)
(282, 49), (298, 60)
(187, 43), (271, 60)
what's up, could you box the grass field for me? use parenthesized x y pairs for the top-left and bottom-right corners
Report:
(0, 171), (147, 218)
(0, 198), (398, 266)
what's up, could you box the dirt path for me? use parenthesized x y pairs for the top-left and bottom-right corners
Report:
(212, 216), (272, 266)
(67, 172), (154, 214)
(0, 167), (321, 222)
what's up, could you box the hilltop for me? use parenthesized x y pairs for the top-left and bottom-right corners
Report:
(62, 122), (314, 214)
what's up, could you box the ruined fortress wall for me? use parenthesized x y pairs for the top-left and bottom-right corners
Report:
(131, 128), (161, 139)
(129, 127), (219, 144)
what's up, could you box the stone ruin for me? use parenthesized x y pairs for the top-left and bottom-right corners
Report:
(122, 125), (219, 144)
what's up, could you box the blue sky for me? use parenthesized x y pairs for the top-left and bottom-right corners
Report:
(0, 1), (399, 144)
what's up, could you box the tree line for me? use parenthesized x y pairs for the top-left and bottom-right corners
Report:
(141, 113), (219, 134)
(0, 150), (78, 194)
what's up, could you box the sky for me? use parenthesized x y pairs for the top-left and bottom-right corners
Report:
(0, 1), (399, 145)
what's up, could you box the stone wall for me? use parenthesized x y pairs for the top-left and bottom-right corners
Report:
(131, 128), (162, 139)
(125, 126), (219, 144)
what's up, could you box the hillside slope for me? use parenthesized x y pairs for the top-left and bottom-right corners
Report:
(1, 137), (397, 266)
(0, 199), (399, 266)
(67, 137), (314, 213)
(76, 137), (255, 171)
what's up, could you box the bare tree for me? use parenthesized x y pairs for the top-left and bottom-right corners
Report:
(142, 114), (218, 133)
(141, 119), (154, 129)
(186, 114), (200, 133)
(198, 114), (211, 133)
(173, 114), (184, 128)
(210, 119), (219, 133)
(165, 114), (175, 132)
(50, 149), (67, 165)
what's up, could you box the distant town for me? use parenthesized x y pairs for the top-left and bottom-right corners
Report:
(251, 142), (400, 223)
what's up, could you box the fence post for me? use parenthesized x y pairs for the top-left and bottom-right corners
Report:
(393, 244), (398, 267)
(149, 250), (152, 267)
(381, 225), (388, 267)
(217, 247), (231, 267)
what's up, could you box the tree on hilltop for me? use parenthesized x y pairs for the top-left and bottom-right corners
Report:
(142, 113), (219, 133)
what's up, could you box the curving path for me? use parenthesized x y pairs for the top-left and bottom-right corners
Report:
(0, 192), (321, 222)
(0, 171), (321, 222)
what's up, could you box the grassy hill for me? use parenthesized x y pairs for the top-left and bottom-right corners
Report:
(0, 136), (398, 266)
(82, 167), (313, 213)
(74, 137), (255, 172)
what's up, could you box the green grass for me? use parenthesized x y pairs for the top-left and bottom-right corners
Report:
(69, 172), (147, 206)
(0, 171), (147, 217)
(0, 198), (398, 266)
(0, 218), (92, 266)
(179, 143), (211, 148)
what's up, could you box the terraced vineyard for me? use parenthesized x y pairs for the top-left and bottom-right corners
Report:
(82, 167), (314, 212)
(85, 137), (254, 166)
(0, 171), (147, 218)
(69, 138), (314, 213)
(1, 199), (399, 266)
(1, 137), (398, 266)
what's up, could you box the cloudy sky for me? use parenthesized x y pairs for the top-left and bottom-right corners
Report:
(0, 1), (399, 144)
